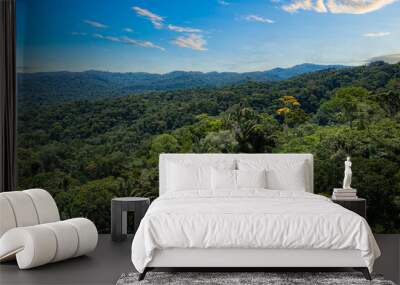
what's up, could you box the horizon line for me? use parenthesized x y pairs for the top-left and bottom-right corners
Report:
(17, 62), (364, 75)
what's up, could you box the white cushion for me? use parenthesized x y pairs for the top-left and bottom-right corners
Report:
(1, 191), (39, 227)
(65, 218), (98, 257)
(211, 169), (268, 191)
(24, 189), (60, 224)
(211, 168), (237, 191)
(0, 196), (17, 237)
(238, 159), (307, 191)
(0, 226), (57, 269)
(166, 159), (235, 192)
(167, 162), (211, 191)
(42, 221), (79, 262)
(237, 169), (267, 189)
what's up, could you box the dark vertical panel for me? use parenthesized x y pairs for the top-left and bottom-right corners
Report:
(0, 0), (17, 192)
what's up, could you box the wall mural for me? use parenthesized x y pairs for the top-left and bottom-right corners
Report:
(17, 0), (400, 233)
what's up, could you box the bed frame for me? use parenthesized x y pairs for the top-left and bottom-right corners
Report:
(139, 154), (371, 280)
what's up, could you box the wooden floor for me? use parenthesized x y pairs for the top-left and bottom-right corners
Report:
(0, 234), (399, 285)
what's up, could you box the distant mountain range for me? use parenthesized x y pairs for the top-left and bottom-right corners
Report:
(18, 63), (348, 104)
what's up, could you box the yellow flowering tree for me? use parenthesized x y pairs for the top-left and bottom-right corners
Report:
(276, 96), (307, 129)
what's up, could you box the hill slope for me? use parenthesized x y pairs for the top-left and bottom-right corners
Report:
(18, 62), (399, 141)
(17, 63), (346, 105)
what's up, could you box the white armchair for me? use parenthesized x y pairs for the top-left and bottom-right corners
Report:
(0, 189), (98, 269)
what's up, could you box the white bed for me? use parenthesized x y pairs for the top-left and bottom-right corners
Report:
(131, 154), (380, 280)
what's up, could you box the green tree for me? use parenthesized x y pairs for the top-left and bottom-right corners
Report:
(198, 130), (238, 153)
(149, 134), (180, 163)
(223, 106), (279, 152)
(67, 177), (123, 233)
(377, 79), (400, 116)
(317, 87), (373, 128)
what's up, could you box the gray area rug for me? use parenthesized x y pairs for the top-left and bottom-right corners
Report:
(116, 272), (396, 285)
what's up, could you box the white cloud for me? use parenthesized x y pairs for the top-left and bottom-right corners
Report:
(93, 33), (165, 51)
(282, 0), (317, 12)
(369, 53), (400, 64)
(93, 34), (121, 42)
(282, 0), (327, 12)
(124, 28), (134, 33)
(83, 20), (108, 28)
(132, 6), (164, 29)
(132, 6), (206, 35)
(218, 0), (230, 5)
(363, 31), (391, 37)
(315, 0), (328, 12)
(282, 0), (397, 14)
(105, 36), (122, 42)
(121, 37), (166, 51)
(93, 33), (105, 39)
(94, 34), (120, 42)
(167, 24), (202, 33)
(244, 15), (275, 24)
(132, 6), (206, 39)
(327, 0), (397, 14)
(172, 34), (208, 51)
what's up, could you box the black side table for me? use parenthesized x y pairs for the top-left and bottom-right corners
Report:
(111, 197), (150, 242)
(332, 198), (366, 219)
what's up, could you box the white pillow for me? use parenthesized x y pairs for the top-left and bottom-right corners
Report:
(211, 168), (236, 191)
(211, 168), (268, 191)
(238, 159), (307, 191)
(236, 169), (267, 189)
(167, 162), (211, 191)
(166, 159), (236, 193)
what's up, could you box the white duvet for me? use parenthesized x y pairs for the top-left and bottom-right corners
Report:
(131, 190), (380, 273)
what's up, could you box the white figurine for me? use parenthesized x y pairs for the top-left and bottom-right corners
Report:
(343, 156), (352, 189)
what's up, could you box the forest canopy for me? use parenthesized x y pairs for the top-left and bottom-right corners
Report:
(17, 61), (400, 233)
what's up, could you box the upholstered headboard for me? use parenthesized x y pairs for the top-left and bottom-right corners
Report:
(159, 153), (314, 195)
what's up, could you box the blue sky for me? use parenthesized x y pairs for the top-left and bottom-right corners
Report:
(17, 0), (400, 73)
